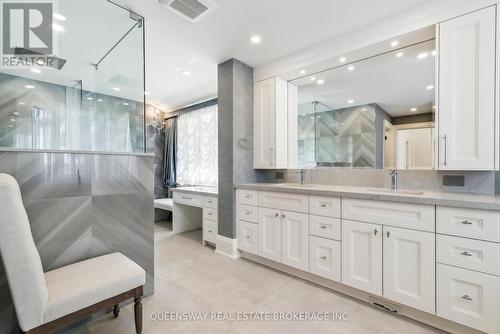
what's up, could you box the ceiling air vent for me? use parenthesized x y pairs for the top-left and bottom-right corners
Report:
(160, 0), (217, 23)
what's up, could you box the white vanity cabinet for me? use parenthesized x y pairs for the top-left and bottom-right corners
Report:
(258, 207), (282, 262)
(342, 220), (383, 295)
(438, 6), (498, 170)
(254, 77), (288, 169)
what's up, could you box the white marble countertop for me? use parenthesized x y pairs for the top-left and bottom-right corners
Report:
(173, 186), (218, 196)
(234, 183), (500, 211)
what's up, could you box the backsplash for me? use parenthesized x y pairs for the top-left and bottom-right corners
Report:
(284, 169), (496, 195)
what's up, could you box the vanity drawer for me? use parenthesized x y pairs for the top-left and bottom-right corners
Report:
(437, 206), (500, 242)
(258, 191), (308, 213)
(309, 195), (341, 218)
(203, 207), (218, 222)
(437, 235), (500, 275)
(237, 189), (258, 206)
(173, 192), (202, 206)
(309, 215), (341, 241)
(202, 196), (218, 208)
(238, 220), (258, 255)
(309, 236), (341, 282)
(437, 264), (500, 334)
(237, 204), (257, 223)
(342, 198), (435, 232)
(203, 220), (218, 244)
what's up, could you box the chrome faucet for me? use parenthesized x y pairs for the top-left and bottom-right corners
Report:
(388, 169), (399, 190)
(297, 169), (306, 185)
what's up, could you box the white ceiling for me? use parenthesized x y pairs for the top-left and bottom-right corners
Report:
(0, 0), (486, 111)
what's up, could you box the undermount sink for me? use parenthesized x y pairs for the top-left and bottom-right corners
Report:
(365, 188), (424, 196)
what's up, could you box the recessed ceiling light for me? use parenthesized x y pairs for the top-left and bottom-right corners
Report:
(310, 76), (316, 81)
(9, 118), (16, 122)
(8, 124), (14, 128)
(390, 40), (399, 48)
(426, 85), (434, 90)
(300, 113), (307, 116)
(432, 50), (436, 56)
(18, 102), (25, 105)
(13, 112), (20, 116)
(348, 99), (355, 104)
(250, 35), (261, 44)
(339, 57), (347, 63)
(112, 87), (121, 91)
(36, 59), (45, 65)
(396, 52), (404, 58)
(348, 65), (355, 71)
(123, 102), (129, 106)
(97, 99), (103, 102)
(417, 52), (429, 59)
(53, 13), (66, 21)
(87, 97), (94, 101)
(316, 79), (325, 85)
(361, 108), (367, 111)
(24, 85), (35, 89)
(52, 23), (64, 32)
(144, 91), (150, 95)
(182, 71), (191, 76)
(300, 70), (306, 75)
(30, 68), (41, 74)
(410, 107), (418, 112)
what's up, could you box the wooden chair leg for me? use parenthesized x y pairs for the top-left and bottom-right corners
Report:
(113, 304), (120, 318)
(134, 297), (142, 334)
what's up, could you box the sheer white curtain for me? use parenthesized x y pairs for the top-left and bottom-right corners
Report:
(177, 104), (218, 186)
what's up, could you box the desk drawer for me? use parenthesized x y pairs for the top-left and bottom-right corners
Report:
(202, 196), (218, 209)
(237, 189), (258, 206)
(342, 198), (434, 232)
(310, 216), (341, 241)
(437, 206), (500, 242)
(173, 192), (202, 206)
(237, 204), (257, 223)
(258, 191), (308, 213)
(203, 207), (218, 222)
(437, 235), (500, 275)
(309, 195), (341, 218)
(203, 220), (218, 244)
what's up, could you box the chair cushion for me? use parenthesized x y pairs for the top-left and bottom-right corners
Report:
(43, 253), (145, 323)
(154, 198), (173, 211)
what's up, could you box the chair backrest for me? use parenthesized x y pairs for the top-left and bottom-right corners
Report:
(0, 174), (47, 331)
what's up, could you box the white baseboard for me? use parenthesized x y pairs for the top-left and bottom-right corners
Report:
(215, 235), (241, 260)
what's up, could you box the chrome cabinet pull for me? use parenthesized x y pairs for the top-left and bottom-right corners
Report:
(461, 295), (473, 301)
(275, 212), (280, 218)
(208, 230), (213, 233)
(374, 229), (378, 235)
(319, 225), (327, 229)
(281, 213), (286, 219)
(320, 256), (327, 260)
(245, 194), (251, 199)
(443, 134), (448, 167)
(244, 210), (251, 215)
(461, 220), (473, 225)
(386, 231), (391, 238)
(245, 235), (251, 239)
(320, 203), (327, 208)
(461, 251), (473, 257)
(181, 196), (192, 200)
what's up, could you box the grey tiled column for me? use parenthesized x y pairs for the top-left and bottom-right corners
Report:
(218, 59), (267, 239)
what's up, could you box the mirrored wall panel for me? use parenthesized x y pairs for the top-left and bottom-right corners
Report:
(291, 39), (436, 170)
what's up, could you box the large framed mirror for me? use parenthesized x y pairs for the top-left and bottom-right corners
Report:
(290, 33), (436, 170)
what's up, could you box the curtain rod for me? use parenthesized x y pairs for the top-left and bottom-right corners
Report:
(164, 98), (218, 119)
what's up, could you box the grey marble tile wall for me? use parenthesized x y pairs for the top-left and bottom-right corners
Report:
(0, 151), (154, 334)
(284, 168), (495, 194)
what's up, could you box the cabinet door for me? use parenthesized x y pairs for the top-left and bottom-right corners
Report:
(254, 77), (288, 169)
(383, 226), (435, 313)
(438, 7), (496, 170)
(342, 220), (383, 295)
(237, 221), (258, 255)
(281, 211), (309, 271)
(258, 207), (282, 262)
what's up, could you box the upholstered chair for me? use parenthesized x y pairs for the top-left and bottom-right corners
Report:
(0, 174), (146, 334)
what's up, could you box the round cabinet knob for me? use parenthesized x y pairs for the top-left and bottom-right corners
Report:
(374, 229), (378, 235)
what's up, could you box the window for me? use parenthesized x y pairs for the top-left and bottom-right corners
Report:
(177, 104), (218, 186)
